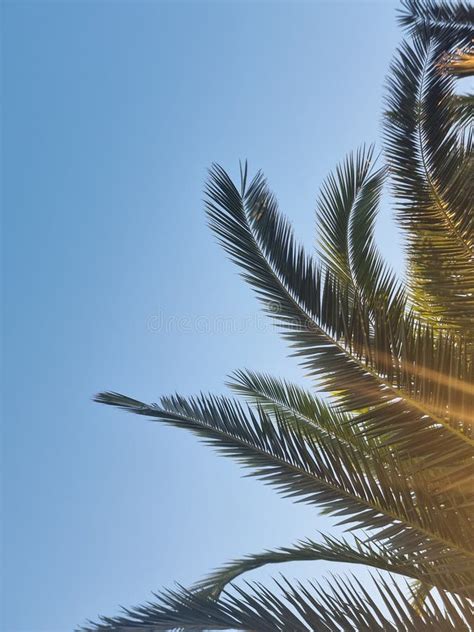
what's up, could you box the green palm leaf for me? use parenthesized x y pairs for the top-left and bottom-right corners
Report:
(384, 31), (474, 329)
(227, 369), (370, 450)
(316, 146), (402, 311)
(206, 162), (473, 467)
(399, 0), (474, 42)
(229, 369), (473, 512)
(195, 533), (467, 598)
(94, 390), (474, 589)
(84, 2), (474, 629)
(80, 574), (474, 631)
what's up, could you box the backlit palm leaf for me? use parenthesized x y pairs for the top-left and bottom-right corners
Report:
(206, 161), (473, 467)
(84, 2), (474, 629)
(384, 28), (474, 329)
(93, 390), (474, 593)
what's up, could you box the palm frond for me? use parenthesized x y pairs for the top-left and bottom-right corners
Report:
(316, 146), (403, 310)
(94, 391), (474, 588)
(410, 580), (433, 613)
(399, 0), (474, 43)
(195, 533), (466, 598)
(227, 369), (473, 542)
(451, 93), (474, 127)
(227, 369), (370, 450)
(205, 163), (474, 469)
(80, 574), (474, 631)
(384, 30), (474, 330)
(84, 4), (474, 630)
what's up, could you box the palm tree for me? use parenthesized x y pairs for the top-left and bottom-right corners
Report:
(82, 1), (474, 630)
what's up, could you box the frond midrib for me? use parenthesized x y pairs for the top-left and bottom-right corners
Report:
(156, 400), (473, 559)
(252, 216), (473, 447)
(416, 40), (473, 259)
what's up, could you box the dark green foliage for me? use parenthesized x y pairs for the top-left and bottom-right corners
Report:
(82, 2), (474, 630)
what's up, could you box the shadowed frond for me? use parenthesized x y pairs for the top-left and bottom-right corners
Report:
(195, 533), (467, 598)
(315, 146), (403, 311)
(384, 28), (474, 330)
(85, 3), (474, 629)
(205, 162), (473, 471)
(228, 369), (473, 504)
(399, 0), (474, 43)
(80, 574), (474, 631)
(410, 580), (433, 613)
(94, 390), (474, 592)
(227, 369), (369, 450)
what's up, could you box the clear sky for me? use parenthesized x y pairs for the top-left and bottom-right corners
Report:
(3, 1), (403, 630)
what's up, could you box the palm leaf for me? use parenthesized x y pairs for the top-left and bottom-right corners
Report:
(195, 533), (467, 598)
(227, 369), (371, 451)
(80, 574), (474, 631)
(206, 163), (473, 469)
(384, 31), (474, 330)
(84, 3), (474, 629)
(94, 391), (474, 589)
(410, 580), (433, 613)
(315, 146), (402, 311)
(399, 0), (474, 42)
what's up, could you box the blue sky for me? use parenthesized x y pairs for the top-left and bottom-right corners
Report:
(3, 1), (403, 630)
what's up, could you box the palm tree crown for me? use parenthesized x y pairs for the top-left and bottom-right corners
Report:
(82, 1), (474, 630)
